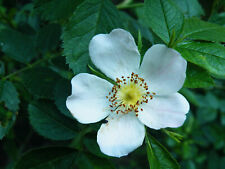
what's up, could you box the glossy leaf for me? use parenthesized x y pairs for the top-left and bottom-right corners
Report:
(184, 63), (214, 88)
(143, 0), (184, 44)
(28, 102), (77, 140)
(146, 133), (180, 169)
(182, 18), (225, 42)
(177, 41), (225, 77)
(62, 0), (122, 74)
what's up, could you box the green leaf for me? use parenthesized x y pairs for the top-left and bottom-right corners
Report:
(207, 151), (220, 169)
(209, 12), (225, 26)
(36, 23), (61, 54)
(220, 157), (225, 169)
(197, 107), (217, 125)
(76, 153), (115, 169)
(120, 11), (154, 44)
(146, 133), (180, 169)
(34, 0), (82, 21)
(0, 28), (37, 63)
(88, 64), (116, 85)
(202, 124), (225, 150)
(15, 146), (77, 169)
(205, 92), (219, 109)
(21, 67), (61, 99)
(182, 18), (225, 42)
(15, 146), (115, 169)
(0, 80), (20, 112)
(143, 0), (184, 44)
(162, 129), (183, 143)
(171, 0), (204, 18)
(119, 11), (154, 56)
(138, 30), (143, 54)
(0, 108), (16, 140)
(184, 63), (214, 88)
(179, 88), (200, 106)
(177, 41), (225, 77)
(62, 0), (122, 74)
(53, 79), (73, 118)
(28, 102), (77, 140)
(84, 137), (108, 158)
(14, 3), (39, 31)
(0, 61), (5, 76)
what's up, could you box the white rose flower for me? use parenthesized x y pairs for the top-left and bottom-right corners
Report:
(66, 29), (190, 158)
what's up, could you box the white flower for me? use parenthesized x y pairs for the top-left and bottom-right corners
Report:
(66, 29), (190, 158)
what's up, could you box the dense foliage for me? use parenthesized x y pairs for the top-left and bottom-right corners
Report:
(0, 0), (225, 168)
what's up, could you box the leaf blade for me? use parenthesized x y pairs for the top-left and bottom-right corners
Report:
(62, 0), (122, 74)
(146, 133), (180, 169)
(28, 102), (77, 140)
(143, 0), (184, 44)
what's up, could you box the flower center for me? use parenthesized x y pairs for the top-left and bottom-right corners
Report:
(106, 72), (155, 116)
(118, 83), (143, 105)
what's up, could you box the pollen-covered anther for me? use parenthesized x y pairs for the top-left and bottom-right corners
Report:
(106, 73), (156, 115)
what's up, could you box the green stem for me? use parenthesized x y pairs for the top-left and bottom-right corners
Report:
(2, 55), (56, 81)
(117, 2), (144, 9)
(162, 129), (183, 143)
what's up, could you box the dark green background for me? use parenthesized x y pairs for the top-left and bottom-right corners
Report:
(0, 0), (225, 169)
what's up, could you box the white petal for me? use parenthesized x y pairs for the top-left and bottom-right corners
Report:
(89, 29), (140, 80)
(66, 73), (113, 124)
(139, 44), (187, 95)
(138, 93), (189, 130)
(97, 113), (145, 157)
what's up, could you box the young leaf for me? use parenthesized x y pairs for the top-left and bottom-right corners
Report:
(182, 18), (225, 42)
(0, 80), (20, 112)
(0, 28), (37, 63)
(177, 41), (225, 78)
(15, 147), (77, 169)
(28, 101), (77, 140)
(143, 0), (184, 44)
(145, 133), (180, 169)
(62, 0), (122, 74)
(184, 63), (214, 88)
